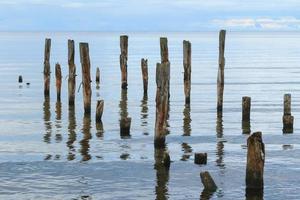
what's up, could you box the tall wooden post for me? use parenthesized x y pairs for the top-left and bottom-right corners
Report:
(44, 38), (51, 97)
(283, 94), (294, 133)
(217, 30), (226, 113)
(141, 58), (148, 95)
(160, 37), (169, 63)
(155, 62), (170, 148)
(96, 67), (100, 85)
(120, 35), (128, 89)
(242, 97), (251, 122)
(246, 132), (265, 191)
(68, 39), (76, 106)
(183, 40), (191, 104)
(55, 63), (62, 101)
(79, 43), (92, 115)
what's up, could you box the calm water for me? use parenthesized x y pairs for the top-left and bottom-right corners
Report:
(0, 32), (300, 199)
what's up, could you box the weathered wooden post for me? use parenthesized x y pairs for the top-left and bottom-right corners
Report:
(96, 67), (100, 85)
(95, 100), (104, 123)
(141, 58), (148, 95)
(200, 171), (217, 192)
(18, 75), (23, 83)
(246, 132), (265, 191)
(283, 94), (294, 133)
(160, 37), (169, 63)
(44, 38), (51, 97)
(68, 39), (76, 106)
(79, 43), (92, 115)
(242, 97), (251, 121)
(183, 40), (191, 104)
(55, 63), (62, 101)
(194, 152), (207, 164)
(217, 30), (226, 113)
(154, 62), (170, 148)
(120, 35), (128, 89)
(120, 117), (131, 137)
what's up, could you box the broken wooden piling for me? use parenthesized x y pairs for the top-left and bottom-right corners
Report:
(183, 40), (191, 104)
(43, 38), (51, 97)
(194, 152), (207, 164)
(217, 30), (226, 113)
(120, 35), (128, 89)
(18, 75), (23, 83)
(155, 62), (170, 148)
(95, 100), (104, 123)
(79, 43), (92, 115)
(283, 94), (294, 133)
(160, 37), (169, 63)
(68, 39), (76, 106)
(246, 132), (265, 190)
(141, 58), (148, 95)
(96, 67), (100, 85)
(242, 96), (251, 122)
(200, 171), (217, 192)
(55, 63), (62, 101)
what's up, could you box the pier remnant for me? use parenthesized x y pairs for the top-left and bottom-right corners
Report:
(194, 152), (207, 164)
(242, 96), (251, 122)
(246, 132), (265, 190)
(79, 43), (92, 115)
(96, 67), (100, 85)
(183, 40), (191, 104)
(18, 75), (23, 83)
(44, 38), (51, 97)
(120, 35), (128, 89)
(141, 58), (148, 95)
(283, 94), (294, 133)
(68, 39), (76, 106)
(217, 30), (226, 113)
(96, 100), (104, 123)
(200, 171), (217, 192)
(55, 63), (62, 101)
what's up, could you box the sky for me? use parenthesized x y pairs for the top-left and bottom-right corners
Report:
(0, 0), (300, 31)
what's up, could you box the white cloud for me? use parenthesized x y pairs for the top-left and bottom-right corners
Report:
(213, 17), (300, 30)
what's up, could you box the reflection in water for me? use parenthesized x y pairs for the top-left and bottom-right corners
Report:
(55, 101), (62, 143)
(67, 106), (77, 161)
(181, 142), (192, 161)
(245, 188), (263, 200)
(80, 115), (92, 161)
(96, 121), (104, 139)
(119, 90), (128, 119)
(200, 189), (215, 200)
(140, 94), (149, 135)
(154, 146), (169, 200)
(43, 97), (52, 144)
(119, 90), (131, 138)
(216, 116), (225, 169)
(182, 104), (191, 136)
(242, 121), (251, 135)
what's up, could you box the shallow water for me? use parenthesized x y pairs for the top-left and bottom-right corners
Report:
(0, 32), (300, 199)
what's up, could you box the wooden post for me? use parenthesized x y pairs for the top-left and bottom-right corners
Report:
(18, 75), (23, 83)
(194, 152), (207, 164)
(55, 63), (62, 101)
(183, 40), (191, 104)
(95, 100), (104, 123)
(242, 97), (251, 122)
(79, 43), (92, 115)
(217, 30), (226, 113)
(283, 94), (294, 133)
(246, 132), (265, 190)
(44, 38), (51, 97)
(160, 37), (169, 63)
(120, 117), (131, 137)
(141, 58), (148, 95)
(68, 39), (76, 106)
(120, 35), (128, 89)
(96, 67), (100, 85)
(155, 62), (170, 148)
(200, 171), (217, 192)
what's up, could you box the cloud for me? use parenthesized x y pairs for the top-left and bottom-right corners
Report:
(212, 17), (300, 30)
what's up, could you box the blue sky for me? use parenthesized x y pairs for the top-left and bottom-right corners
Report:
(0, 0), (300, 31)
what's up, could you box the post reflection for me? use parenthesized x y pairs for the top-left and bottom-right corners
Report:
(55, 101), (62, 143)
(119, 89), (131, 138)
(182, 104), (191, 136)
(67, 105), (77, 161)
(140, 94), (149, 135)
(181, 142), (192, 161)
(242, 121), (251, 135)
(200, 189), (215, 200)
(154, 146), (169, 200)
(96, 121), (104, 139)
(216, 116), (225, 169)
(80, 115), (92, 161)
(245, 188), (264, 200)
(43, 97), (52, 144)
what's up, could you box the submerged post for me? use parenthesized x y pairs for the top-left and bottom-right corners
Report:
(79, 43), (92, 115)
(283, 94), (294, 133)
(95, 100), (104, 123)
(217, 30), (226, 113)
(68, 39), (76, 106)
(96, 67), (100, 85)
(155, 62), (170, 148)
(242, 97), (251, 122)
(141, 58), (148, 95)
(44, 38), (51, 97)
(246, 132), (265, 191)
(183, 40), (191, 104)
(120, 35), (128, 89)
(55, 63), (62, 101)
